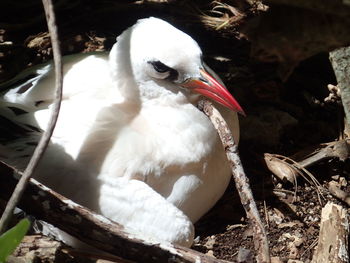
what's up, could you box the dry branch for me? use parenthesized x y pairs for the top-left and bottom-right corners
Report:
(0, 0), (63, 233)
(0, 172), (228, 263)
(265, 140), (350, 183)
(198, 99), (270, 263)
(312, 202), (349, 263)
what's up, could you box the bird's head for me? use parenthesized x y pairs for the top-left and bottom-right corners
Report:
(117, 17), (244, 114)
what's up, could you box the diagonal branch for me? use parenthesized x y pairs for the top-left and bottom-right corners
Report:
(0, 0), (63, 233)
(0, 172), (230, 263)
(198, 99), (271, 263)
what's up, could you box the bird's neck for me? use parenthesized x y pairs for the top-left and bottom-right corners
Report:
(109, 31), (140, 105)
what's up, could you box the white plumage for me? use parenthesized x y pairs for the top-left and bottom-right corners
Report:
(0, 17), (242, 247)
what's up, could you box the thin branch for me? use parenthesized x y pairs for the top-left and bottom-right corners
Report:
(264, 140), (350, 183)
(198, 99), (270, 263)
(0, 0), (63, 233)
(0, 174), (230, 263)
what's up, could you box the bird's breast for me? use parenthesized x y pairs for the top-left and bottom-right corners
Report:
(98, 103), (231, 221)
(100, 103), (218, 177)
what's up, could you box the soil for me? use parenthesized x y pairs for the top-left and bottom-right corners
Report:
(1, 1), (349, 263)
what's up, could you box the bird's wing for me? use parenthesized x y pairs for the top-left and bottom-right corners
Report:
(0, 52), (110, 112)
(0, 51), (117, 134)
(99, 177), (194, 246)
(0, 52), (115, 167)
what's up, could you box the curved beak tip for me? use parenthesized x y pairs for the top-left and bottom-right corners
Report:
(181, 69), (245, 115)
(238, 108), (246, 117)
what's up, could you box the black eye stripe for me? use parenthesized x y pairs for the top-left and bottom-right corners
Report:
(149, 61), (171, 73)
(148, 60), (179, 81)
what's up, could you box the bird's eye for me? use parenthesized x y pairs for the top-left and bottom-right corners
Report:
(147, 60), (179, 81)
(149, 61), (171, 73)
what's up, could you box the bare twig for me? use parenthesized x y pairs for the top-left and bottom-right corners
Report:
(198, 99), (270, 263)
(296, 140), (350, 167)
(265, 140), (349, 184)
(263, 200), (269, 228)
(0, 173), (230, 263)
(0, 0), (63, 233)
(264, 153), (325, 205)
(265, 140), (350, 203)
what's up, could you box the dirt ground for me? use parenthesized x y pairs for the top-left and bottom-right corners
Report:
(1, 1), (349, 262)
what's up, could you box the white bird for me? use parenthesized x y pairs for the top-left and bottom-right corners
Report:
(0, 17), (243, 247)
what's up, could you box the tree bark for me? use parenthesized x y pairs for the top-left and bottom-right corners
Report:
(330, 47), (350, 129)
(312, 202), (349, 263)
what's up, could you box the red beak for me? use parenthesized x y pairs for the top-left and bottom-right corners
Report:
(181, 69), (245, 115)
